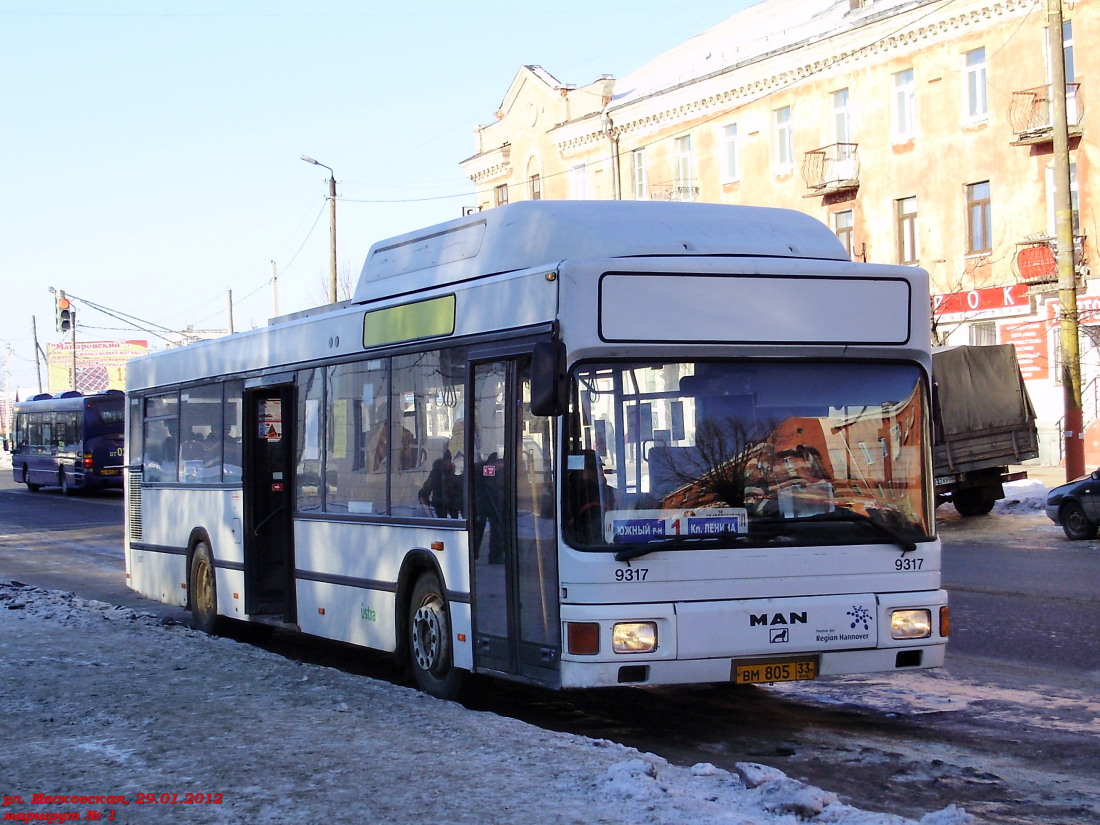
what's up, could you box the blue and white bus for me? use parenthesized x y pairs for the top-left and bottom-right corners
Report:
(10, 390), (126, 494)
(124, 201), (948, 699)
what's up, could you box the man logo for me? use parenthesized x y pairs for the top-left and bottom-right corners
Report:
(770, 628), (789, 644)
(750, 612), (807, 627)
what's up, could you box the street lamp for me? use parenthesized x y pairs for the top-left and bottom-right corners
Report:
(301, 155), (338, 304)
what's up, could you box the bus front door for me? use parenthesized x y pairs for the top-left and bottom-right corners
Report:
(243, 387), (296, 620)
(471, 358), (560, 686)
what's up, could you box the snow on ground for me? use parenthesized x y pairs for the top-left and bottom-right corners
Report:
(0, 581), (974, 825)
(991, 479), (1050, 515)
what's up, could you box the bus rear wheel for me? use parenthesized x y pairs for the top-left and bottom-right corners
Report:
(22, 465), (41, 492)
(408, 571), (465, 700)
(189, 542), (222, 634)
(60, 471), (75, 496)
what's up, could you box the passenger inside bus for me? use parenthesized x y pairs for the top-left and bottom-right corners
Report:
(418, 449), (462, 518)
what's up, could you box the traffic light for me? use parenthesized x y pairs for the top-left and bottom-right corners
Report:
(55, 292), (74, 333)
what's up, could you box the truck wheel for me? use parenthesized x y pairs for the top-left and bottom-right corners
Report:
(953, 489), (995, 517)
(1060, 501), (1098, 540)
(408, 571), (465, 700)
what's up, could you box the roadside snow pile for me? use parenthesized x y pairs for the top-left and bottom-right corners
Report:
(0, 580), (974, 825)
(994, 479), (1049, 514)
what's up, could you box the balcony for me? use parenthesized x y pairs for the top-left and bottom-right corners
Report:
(1009, 84), (1083, 145)
(801, 143), (859, 194)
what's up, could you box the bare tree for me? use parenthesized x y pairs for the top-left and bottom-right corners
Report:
(315, 260), (357, 304)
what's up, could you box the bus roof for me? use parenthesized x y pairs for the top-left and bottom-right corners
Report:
(13, 390), (124, 413)
(354, 201), (847, 301)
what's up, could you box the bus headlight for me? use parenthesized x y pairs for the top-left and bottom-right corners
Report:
(891, 609), (932, 639)
(612, 622), (657, 653)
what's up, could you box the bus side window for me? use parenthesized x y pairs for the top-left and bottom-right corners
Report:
(142, 394), (179, 483)
(223, 382), (244, 483)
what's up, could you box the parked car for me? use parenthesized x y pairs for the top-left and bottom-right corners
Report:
(1045, 469), (1100, 539)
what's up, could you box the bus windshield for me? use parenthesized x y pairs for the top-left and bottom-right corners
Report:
(563, 360), (930, 551)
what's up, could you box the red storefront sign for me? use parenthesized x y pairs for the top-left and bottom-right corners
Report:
(932, 283), (1031, 321)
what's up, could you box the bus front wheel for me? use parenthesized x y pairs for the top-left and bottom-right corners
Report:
(22, 465), (41, 492)
(408, 571), (465, 700)
(189, 542), (222, 634)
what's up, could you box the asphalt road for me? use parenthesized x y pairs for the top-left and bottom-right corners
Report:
(938, 506), (1100, 675)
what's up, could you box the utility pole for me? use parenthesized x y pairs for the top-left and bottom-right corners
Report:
(327, 171), (336, 303)
(31, 317), (43, 393)
(301, 155), (338, 304)
(226, 289), (235, 335)
(70, 310), (77, 392)
(271, 260), (280, 317)
(2, 343), (9, 437)
(1049, 0), (1082, 480)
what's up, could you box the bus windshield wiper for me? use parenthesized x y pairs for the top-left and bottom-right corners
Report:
(613, 533), (744, 562)
(755, 510), (918, 553)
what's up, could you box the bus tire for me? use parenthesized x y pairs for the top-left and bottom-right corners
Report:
(408, 571), (465, 700)
(60, 470), (75, 496)
(189, 541), (222, 634)
(23, 465), (41, 492)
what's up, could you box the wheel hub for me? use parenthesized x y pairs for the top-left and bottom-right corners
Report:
(412, 602), (443, 671)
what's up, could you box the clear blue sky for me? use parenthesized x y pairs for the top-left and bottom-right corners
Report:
(0, 1), (754, 391)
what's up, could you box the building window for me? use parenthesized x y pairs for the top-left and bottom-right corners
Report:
(774, 106), (793, 171)
(969, 321), (996, 346)
(570, 164), (587, 199)
(722, 123), (740, 182)
(529, 174), (541, 201)
(675, 135), (695, 200)
(632, 148), (648, 200)
(1047, 21), (1077, 123)
(964, 47), (988, 120)
(896, 197), (918, 264)
(833, 89), (852, 156)
(493, 184), (509, 208)
(966, 181), (991, 254)
(1048, 20), (1074, 83)
(893, 68), (915, 139)
(834, 210), (854, 258)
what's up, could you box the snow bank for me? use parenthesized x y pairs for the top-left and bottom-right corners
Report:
(993, 479), (1049, 514)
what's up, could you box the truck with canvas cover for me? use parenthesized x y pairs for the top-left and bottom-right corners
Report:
(932, 344), (1039, 516)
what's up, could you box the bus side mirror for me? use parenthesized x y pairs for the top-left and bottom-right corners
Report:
(531, 340), (567, 417)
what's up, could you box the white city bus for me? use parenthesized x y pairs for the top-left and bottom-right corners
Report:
(125, 201), (948, 699)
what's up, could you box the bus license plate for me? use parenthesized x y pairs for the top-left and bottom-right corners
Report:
(100, 469), (120, 476)
(732, 658), (818, 685)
